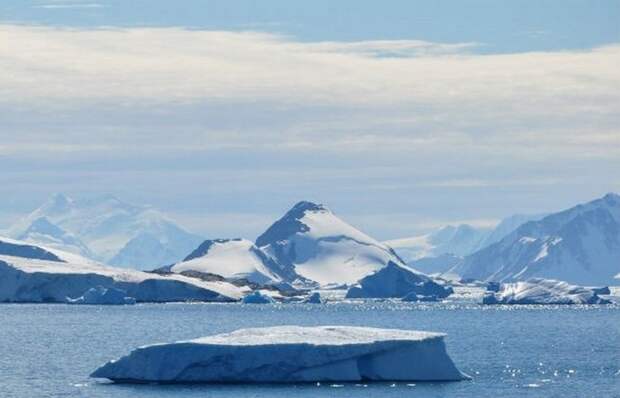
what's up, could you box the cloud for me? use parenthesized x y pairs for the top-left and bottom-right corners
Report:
(1, 24), (618, 107)
(0, 24), (618, 238)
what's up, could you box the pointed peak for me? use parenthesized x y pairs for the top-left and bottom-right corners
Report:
(41, 193), (74, 214)
(50, 192), (72, 205)
(290, 201), (328, 214)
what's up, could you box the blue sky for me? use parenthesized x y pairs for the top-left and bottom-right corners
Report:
(0, 0), (619, 239)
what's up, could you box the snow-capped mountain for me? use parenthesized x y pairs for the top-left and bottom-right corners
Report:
(7, 193), (203, 269)
(16, 217), (93, 259)
(255, 201), (405, 286)
(384, 224), (491, 263)
(476, 213), (546, 250)
(449, 193), (620, 285)
(168, 238), (281, 285)
(384, 212), (547, 270)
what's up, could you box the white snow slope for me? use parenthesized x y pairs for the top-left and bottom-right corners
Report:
(0, 237), (246, 303)
(482, 278), (612, 305)
(385, 224), (490, 262)
(170, 239), (281, 285)
(91, 325), (469, 383)
(450, 193), (620, 286)
(7, 193), (203, 269)
(385, 214), (546, 264)
(255, 201), (406, 286)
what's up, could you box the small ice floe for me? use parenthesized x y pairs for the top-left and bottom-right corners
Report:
(303, 292), (323, 304)
(241, 290), (276, 304)
(91, 325), (469, 383)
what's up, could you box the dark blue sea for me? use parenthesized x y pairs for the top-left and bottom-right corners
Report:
(1, 291), (619, 397)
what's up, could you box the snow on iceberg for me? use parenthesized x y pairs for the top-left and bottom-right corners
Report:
(67, 286), (136, 305)
(91, 325), (469, 383)
(482, 278), (612, 305)
(0, 237), (247, 303)
(345, 261), (453, 300)
(241, 291), (276, 304)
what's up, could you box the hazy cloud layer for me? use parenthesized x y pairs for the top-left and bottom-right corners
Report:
(1, 24), (618, 238)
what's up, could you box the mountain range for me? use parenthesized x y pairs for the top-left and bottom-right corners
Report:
(6, 193), (203, 270)
(449, 193), (620, 285)
(167, 201), (409, 288)
(3, 192), (619, 287)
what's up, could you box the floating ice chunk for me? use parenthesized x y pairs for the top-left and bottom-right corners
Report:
(67, 286), (136, 305)
(241, 291), (276, 304)
(345, 261), (453, 300)
(91, 325), (469, 383)
(483, 278), (612, 305)
(303, 292), (323, 304)
(401, 292), (439, 302)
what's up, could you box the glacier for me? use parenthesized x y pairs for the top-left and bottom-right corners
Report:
(345, 261), (453, 300)
(90, 325), (469, 383)
(67, 286), (136, 305)
(384, 224), (490, 262)
(482, 278), (612, 305)
(0, 237), (246, 303)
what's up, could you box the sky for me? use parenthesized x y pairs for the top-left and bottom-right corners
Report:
(1, 0), (619, 240)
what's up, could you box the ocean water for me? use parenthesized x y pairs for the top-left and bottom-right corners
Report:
(1, 294), (619, 397)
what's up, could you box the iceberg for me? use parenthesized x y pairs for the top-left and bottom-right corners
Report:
(482, 278), (612, 305)
(91, 325), (469, 383)
(241, 291), (276, 304)
(345, 261), (453, 300)
(67, 286), (136, 305)
(303, 292), (323, 304)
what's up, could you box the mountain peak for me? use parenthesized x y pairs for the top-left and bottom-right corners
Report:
(290, 201), (328, 215)
(255, 201), (329, 248)
(44, 193), (74, 213)
(183, 238), (244, 262)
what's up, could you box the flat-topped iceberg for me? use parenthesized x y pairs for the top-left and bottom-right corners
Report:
(91, 325), (468, 383)
(483, 278), (612, 305)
